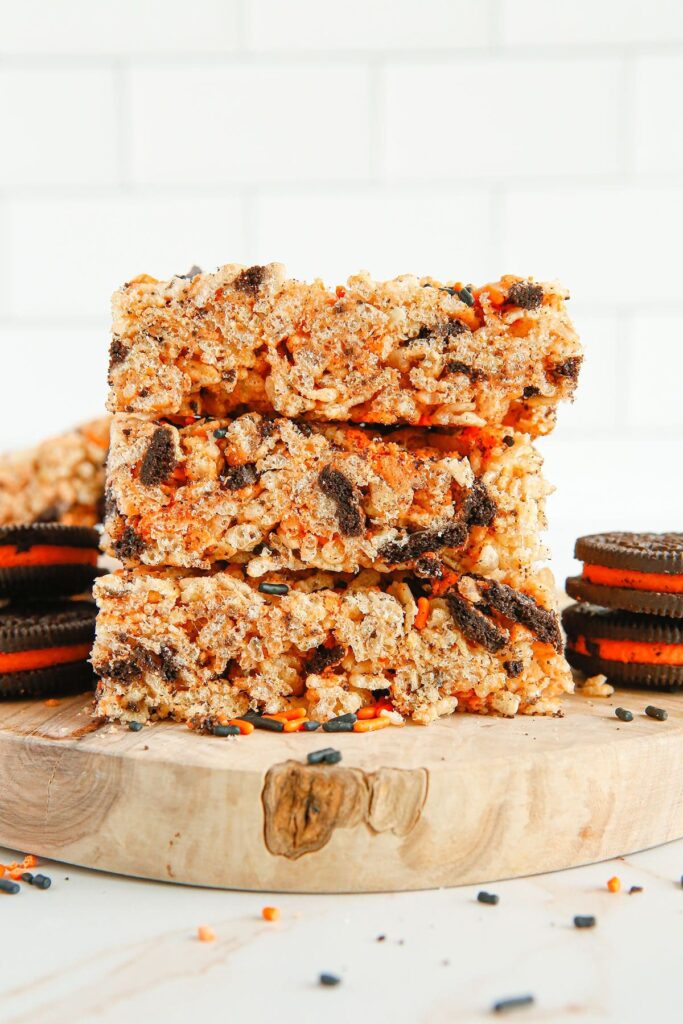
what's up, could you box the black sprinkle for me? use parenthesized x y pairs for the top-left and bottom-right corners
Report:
(308, 748), (342, 765)
(477, 891), (499, 905)
(213, 724), (240, 737)
(237, 715), (284, 732)
(574, 915), (596, 929)
(0, 879), (20, 895)
(615, 707), (633, 722)
(629, 886), (643, 894)
(457, 287), (474, 306)
(301, 721), (322, 732)
(377, 934), (386, 942)
(319, 973), (341, 987)
(128, 721), (144, 732)
(645, 705), (668, 721)
(258, 582), (290, 596)
(213, 428), (230, 439)
(21, 872), (34, 884)
(323, 716), (356, 733)
(493, 995), (535, 1014)
(33, 875), (52, 890)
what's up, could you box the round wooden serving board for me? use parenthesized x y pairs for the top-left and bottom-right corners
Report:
(1, 690), (682, 893)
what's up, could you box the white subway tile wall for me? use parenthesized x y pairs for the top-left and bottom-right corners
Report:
(0, 0), (680, 582)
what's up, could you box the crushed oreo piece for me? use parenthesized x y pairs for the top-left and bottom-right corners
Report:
(220, 462), (259, 490)
(504, 659), (524, 677)
(233, 265), (266, 295)
(446, 592), (509, 653)
(444, 318), (468, 337)
(297, 422), (313, 437)
(413, 554), (444, 579)
(445, 360), (486, 382)
(551, 356), (582, 383)
(108, 338), (129, 371)
(139, 427), (177, 486)
(522, 386), (541, 399)
(305, 643), (346, 675)
(318, 466), (364, 537)
(502, 435), (514, 447)
(462, 480), (497, 528)
(101, 659), (142, 684)
(379, 520), (468, 566)
(113, 525), (146, 561)
(158, 644), (180, 682)
(470, 577), (563, 651)
(507, 281), (544, 310)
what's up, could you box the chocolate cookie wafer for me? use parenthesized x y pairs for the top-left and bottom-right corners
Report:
(563, 602), (683, 690)
(0, 600), (97, 699)
(0, 524), (101, 599)
(566, 532), (683, 617)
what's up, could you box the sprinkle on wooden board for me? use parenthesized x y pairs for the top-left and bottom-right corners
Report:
(493, 994), (535, 1014)
(607, 876), (621, 893)
(354, 717), (391, 733)
(197, 925), (216, 942)
(262, 906), (280, 922)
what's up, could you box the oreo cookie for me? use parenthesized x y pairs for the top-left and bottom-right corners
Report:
(566, 532), (683, 617)
(562, 602), (683, 691)
(0, 524), (100, 599)
(0, 600), (97, 699)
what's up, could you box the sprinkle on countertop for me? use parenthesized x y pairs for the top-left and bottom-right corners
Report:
(615, 707), (633, 722)
(574, 915), (596, 929)
(262, 906), (280, 922)
(33, 874), (52, 890)
(323, 713), (357, 733)
(307, 748), (342, 765)
(493, 994), (535, 1014)
(238, 715), (284, 732)
(0, 878), (20, 895)
(319, 973), (342, 987)
(607, 876), (621, 893)
(645, 705), (668, 721)
(477, 891), (499, 905)
(129, 721), (144, 732)
(629, 886), (643, 894)
(258, 582), (290, 596)
(197, 925), (216, 942)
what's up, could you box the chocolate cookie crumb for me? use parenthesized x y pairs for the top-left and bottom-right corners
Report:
(462, 480), (497, 528)
(445, 360), (486, 382)
(318, 465), (364, 538)
(551, 356), (582, 382)
(305, 643), (346, 675)
(504, 659), (524, 677)
(471, 577), (563, 651)
(414, 554), (444, 579)
(379, 520), (468, 565)
(522, 386), (541, 399)
(446, 592), (509, 653)
(220, 463), (259, 490)
(113, 525), (147, 561)
(139, 427), (177, 486)
(233, 265), (266, 295)
(507, 282), (544, 310)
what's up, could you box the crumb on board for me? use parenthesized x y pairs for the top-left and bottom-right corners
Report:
(577, 674), (614, 698)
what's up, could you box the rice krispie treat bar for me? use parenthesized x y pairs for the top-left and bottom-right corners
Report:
(108, 265), (581, 435)
(92, 565), (571, 727)
(104, 414), (550, 577)
(0, 418), (110, 527)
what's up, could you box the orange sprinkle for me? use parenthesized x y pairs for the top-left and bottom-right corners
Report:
(197, 925), (216, 942)
(228, 719), (255, 735)
(283, 718), (309, 733)
(44, 698), (61, 708)
(354, 718), (391, 733)
(356, 706), (379, 720)
(262, 906), (280, 922)
(414, 597), (430, 630)
(264, 708), (307, 723)
(607, 876), (621, 893)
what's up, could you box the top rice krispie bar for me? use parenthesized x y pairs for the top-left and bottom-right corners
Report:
(108, 264), (582, 434)
(0, 417), (110, 527)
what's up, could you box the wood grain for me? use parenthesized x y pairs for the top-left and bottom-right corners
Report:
(1, 690), (682, 892)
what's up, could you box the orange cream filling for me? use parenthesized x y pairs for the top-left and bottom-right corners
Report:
(0, 643), (93, 674)
(582, 563), (683, 594)
(0, 545), (98, 569)
(569, 634), (683, 666)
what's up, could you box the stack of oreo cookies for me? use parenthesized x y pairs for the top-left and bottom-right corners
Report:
(563, 533), (683, 692)
(0, 524), (100, 699)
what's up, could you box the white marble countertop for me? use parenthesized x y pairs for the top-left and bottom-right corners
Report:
(2, 840), (682, 1024)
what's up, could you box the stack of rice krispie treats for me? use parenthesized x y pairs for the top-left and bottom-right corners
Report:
(92, 264), (582, 728)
